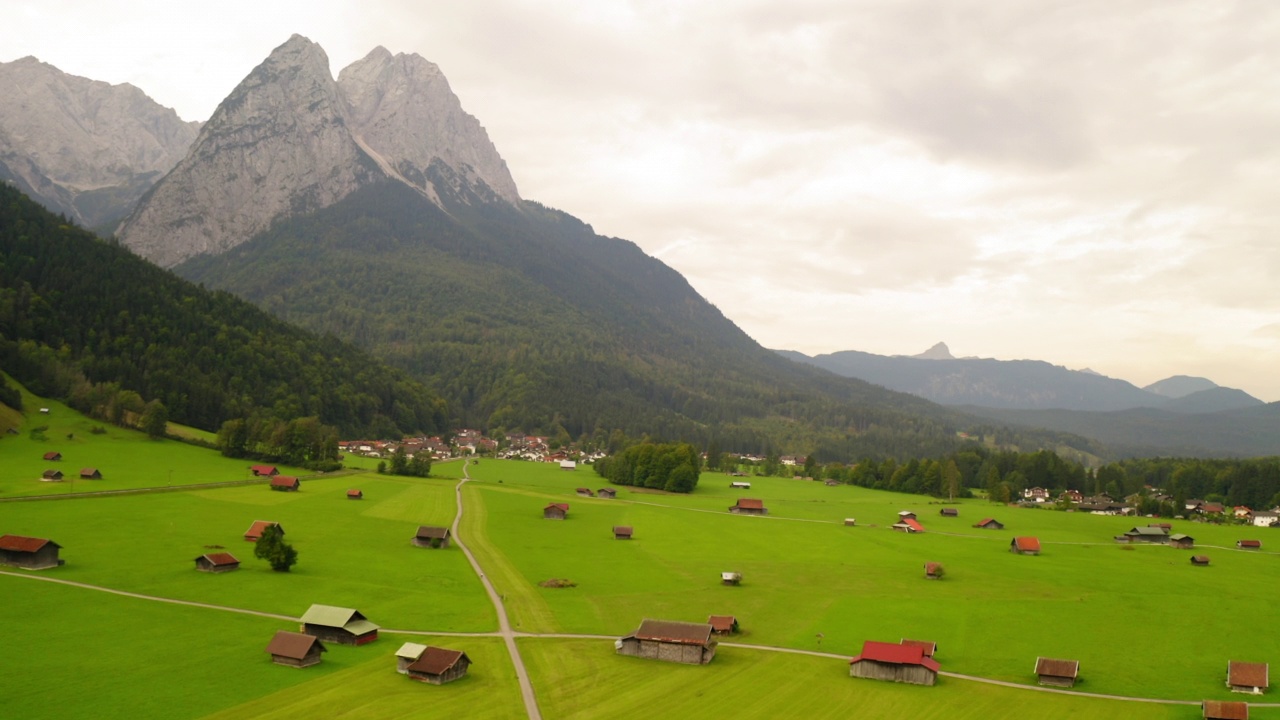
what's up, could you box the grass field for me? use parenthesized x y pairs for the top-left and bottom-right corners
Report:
(4, 386), (1280, 718)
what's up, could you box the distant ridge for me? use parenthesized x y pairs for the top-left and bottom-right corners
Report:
(912, 342), (955, 360)
(1143, 375), (1218, 399)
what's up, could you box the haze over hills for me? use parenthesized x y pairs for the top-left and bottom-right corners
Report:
(0, 56), (200, 231)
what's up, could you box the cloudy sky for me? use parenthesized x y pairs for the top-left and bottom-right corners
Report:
(5, 1), (1280, 400)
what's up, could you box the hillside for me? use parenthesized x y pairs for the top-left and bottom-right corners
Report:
(0, 183), (445, 436)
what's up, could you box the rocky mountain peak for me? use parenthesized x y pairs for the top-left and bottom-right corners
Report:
(914, 342), (955, 360)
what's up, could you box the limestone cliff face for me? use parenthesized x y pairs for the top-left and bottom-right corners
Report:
(0, 56), (199, 229)
(338, 47), (520, 205)
(118, 35), (380, 267)
(119, 35), (521, 267)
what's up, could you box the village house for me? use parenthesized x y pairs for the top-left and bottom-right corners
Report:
(1191, 555), (1211, 566)
(939, 508), (959, 517)
(347, 489), (363, 500)
(1237, 539), (1262, 550)
(413, 526), (451, 548)
(1234, 506), (1253, 520)
(848, 641), (939, 686)
(300, 604), (379, 645)
(244, 521), (282, 542)
(406, 646), (472, 684)
(613, 526), (633, 540)
(1118, 526), (1169, 543)
(1186, 499), (1206, 513)
(1023, 487), (1050, 503)
(543, 503), (569, 520)
(250, 465), (279, 477)
(265, 630), (326, 668)
(0, 535), (62, 569)
(892, 518), (924, 533)
(1202, 700), (1250, 720)
(42, 451), (61, 461)
(575, 488), (594, 497)
(395, 642), (429, 674)
(1251, 512), (1278, 528)
(1061, 489), (1084, 503)
(924, 562), (943, 579)
(974, 518), (1004, 530)
(194, 552), (240, 573)
(41, 469), (63, 481)
(1203, 502), (1226, 515)
(708, 615), (739, 635)
(729, 498), (768, 516)
(616, 619), (717, 665)
(721, 571), (743, 586)
(597, 488), (616, 499)
(79, 468), (102, 479)
(1035, 657), (1080, 687)
(1228, 661), (1269, 694)
(1011, 537), (1041, 555)
(269, 476), (300, 491)
(900, 640), (937, 658)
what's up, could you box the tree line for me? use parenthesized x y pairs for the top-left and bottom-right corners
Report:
(594, 442), (701, 493)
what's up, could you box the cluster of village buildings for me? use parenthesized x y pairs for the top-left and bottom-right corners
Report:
(338, 430), (605, 464)
(1021, 487), (1280, 526)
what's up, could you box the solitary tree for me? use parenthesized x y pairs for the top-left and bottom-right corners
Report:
(140, 399), (168, 439)
(254, 524), (298, 572)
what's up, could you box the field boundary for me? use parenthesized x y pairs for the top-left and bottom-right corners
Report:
(0, 469), (369, 503)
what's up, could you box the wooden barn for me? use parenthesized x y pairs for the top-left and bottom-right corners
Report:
(1118, 526), (1168, 543)
(244, 521), (282, 542)
(613, 526), (633, 540)
(974, 518), (1004, 530)
(1170, 533), (1195, 549)
(406, 646), (472, 684)
(616, 619), (717, 665)
(729, 481), (752, 489)
(575, 488), (594, 497)
(269, 476), (300, 492)
(265, 630), (326, 668)
(559, 460), (577, 471)
(721, 571), (742, 586)
(42, 451), (62, 461)
(346, 489), (363, 500)
(1228, 661), (1269, 694)
(892, 518), (924, 533)
(79, 468), (102, 479)
(1035, 657), (1079, 687)
(413, 526), (451, 548)
(543, 503), (569, 520)
(939, 508), (959, 517)
(1191, 555), (1211, 566)
(900, 639), (937, 658)
(41, 469), (63, 481)
(597, 488), (617, 499)
(848, 641), (939, 686)
(844, 518), (857, 526)
(729, 498), (768, 515)
(194, 552), (240, 573)
(1203, 700), (1250, 720)
(708, 615), (739, 635)
(1011, 537), (1041, 555)
(897, 511), (917, 521)
(300, 604), (380, 646)
(0, 534), (62, 569)
(250, 465), (279, 477)
(1237, 540), (1262, 550)
(395, 642), (429, 673)
(924, 562), (943, 579)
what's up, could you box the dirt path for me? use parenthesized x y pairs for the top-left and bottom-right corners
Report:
(452, 460), (543, 720)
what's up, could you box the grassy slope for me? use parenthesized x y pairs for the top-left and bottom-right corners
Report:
(463, 461), (1280, 702)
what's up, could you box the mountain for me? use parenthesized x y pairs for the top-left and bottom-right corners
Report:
(0, 56), (199, 231)
(117, 35), (518, 268)
(1159, 387), (1264, 414)
(1143, 375), (1219, 399)
(913, 342), (955, 360)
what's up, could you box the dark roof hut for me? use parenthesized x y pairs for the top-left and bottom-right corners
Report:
(597, 488), (617, 498)
(576, 488), (594, 497)
(41, 469), (63, 481)
(974, 518), (1004, 530)
(544, 503), (569, 520)
(194, 552), (240, 573)
(1237, 540), (1262, 549)
(900, 639), (937, 658)
(924, 562), (943, 579)
(265, 631), (326, 668)
(1011, 537), (1041, 555)
(848, 641), (939, 685)
(79, 468), (102, 479)
(616, 619), (717, 665)
(346, 489), (363, 500)
(1170, 534), (1195, 549)
(729, 498), (768, 515)
(269, 476), (300, 491)
(613, 526), (633, 540)
(413, 526), (451, 548)
(1035, 657), (1079, 687)
(1191, 555), (1211, 566)
(406, 647), (472, 685)
(707, 615), (739, 635)
(939, 508), (959, 517)
(42, 451), (61, 461)
(1119, 526), (1169, 543)
(0, 534), (62, 569)
(300, 604), (379, 646)
(1203, 700), (1250, 720)
(244, 520), (282, 542)
(1228, 661), (1269, 694)
(250, 465), (279, 476)
(395, 642), (429, 674)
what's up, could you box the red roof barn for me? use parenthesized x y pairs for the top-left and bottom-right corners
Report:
(265, 631), (326, 668)
(848, 641), (939, 685)
(269, 476), (300, 491)
(1011, 537), (1041, 555)
(42, 451), (62, 461)
(250, 465), (279, 476)
(617, 619), (717, 665)
(543, 503), (569, 520)
(405, 646), (472, 685)
(1228, 661), (1269, 694)
(1035, 657), (1080, 687)
(244, 521), (282, 542)
(1203, 700), (1250, 720)
(729, 498), (768, 515)
(0, 534), (62, 569)
(194, 552), (240, 573)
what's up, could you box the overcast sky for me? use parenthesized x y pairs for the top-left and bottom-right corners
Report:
(5, 0), (1280, 400)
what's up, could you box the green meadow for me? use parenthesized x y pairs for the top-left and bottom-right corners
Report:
(3, 389), (1280, 718)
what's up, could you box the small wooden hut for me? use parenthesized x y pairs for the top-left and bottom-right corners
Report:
(42, 451), (62, 461)
(346, 489), (363, 500)
(1237, 540), (1262, 550)
(1191, 555), (1211, 566)
(413, 526), (451, 548)
(79, 468), (102, 479)
(1228, 661), (1269, 694)
(597, 488), (617, 499)
(848, 641), (939, 685)
(543, 503), (569, 520)
(897, 511), (917, 521)
(300, 604), (379, 645)
(0, 534), (62, 569)
(194, 552), (240, 573)
(1035, 657), (1079, 687)
(1203, 700), (1250, 719)
(41, 469), (63, 481)
(1170, 533), (1195, 549)
(616, 619), (717, 665)
(1118, 527), (1168, 543)
(575, 488), (594, 497)
(1011, 537), (1041, 555)
(613, 526), (633, 540)
(939, 508), (959, 517)
(269, 476), (300, 491)
(265, 630), (326, 668)
(892, 518), (924, 533)
(729, 498), (767, 516)
(244, 520), (282, 542)
(924, 562), (943, 580)
(406, 646), (472, 684)
(974, 518), (1004, 530)
(729, 481), (752, 489)
(708, 615), (739, 635)
(250, 465), (279, 477)
(844, 518), (857, 526)
(721, 571), (742, 586)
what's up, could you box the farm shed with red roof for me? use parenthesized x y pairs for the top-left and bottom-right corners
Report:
(900, 639), (937, 657)
(42, 451), (61, 461)
(1011, 537), (1041, 555)
(1035, 657), (1079, 687)
(543, 503), (569, 520)
(1191, 555), (1211, 566)
(848, 641), (939, 685)
(406, 646), (472, 684)
(194, 552), (240, 573)
(1228, 661), (1269, 694)
(613, 526), (633, 540)
(347, 489), (363, 500)
(0, 534), (62, 569)
(617, 619), (717, 665)
(707, 615), (739, 634)
(269, 476), (300, 491)
(974, 518), (1004, 529)
(892, 518), (924, 533)
(729, 498), (767, 515)
(265, 631), (326, 668)
(1237, 539), (1262, 549)
(1203, 700), (1250, 719)
(244, 521), (282, 542)
(250, 465), (278, 476)
(923, 562), (943, 579)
